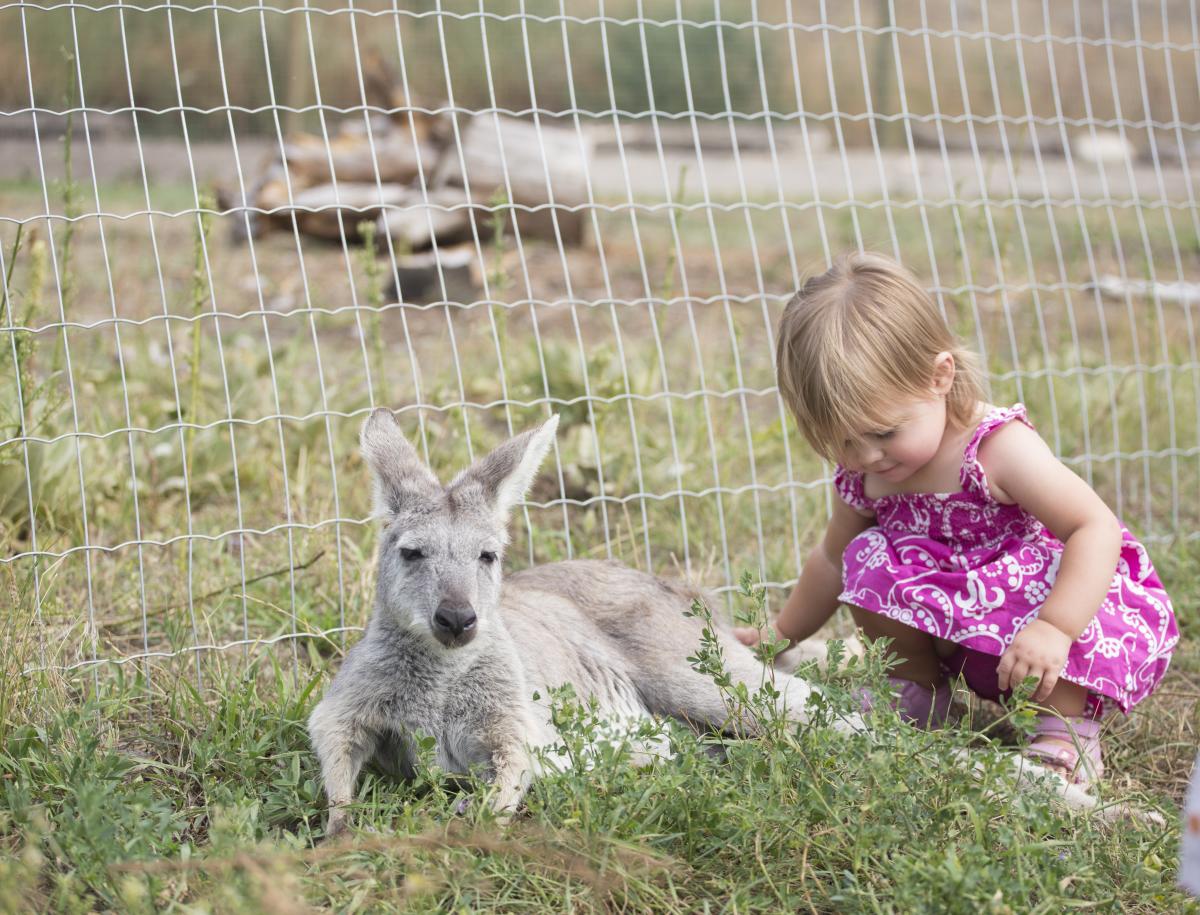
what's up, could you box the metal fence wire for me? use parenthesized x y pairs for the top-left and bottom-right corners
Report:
(1, 0), (1197, 682)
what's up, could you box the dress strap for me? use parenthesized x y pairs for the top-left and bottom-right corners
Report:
(959, 403), (1035, 496)
(833, 463), (873, 513)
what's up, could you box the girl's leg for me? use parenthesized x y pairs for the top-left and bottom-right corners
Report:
(849, 606), (953, 728)
(848, 605), (943, 688)
(1041, 679), (1088, 717)
(1026, 680), (1104, 786)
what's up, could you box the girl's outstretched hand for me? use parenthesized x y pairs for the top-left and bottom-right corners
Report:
(996, 618), (1072, 701)
(732, 625), (766, 647)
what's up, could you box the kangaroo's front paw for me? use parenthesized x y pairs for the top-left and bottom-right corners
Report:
(484, 745), (533, 824)
(487, 787), (526, 825)
(489, 804), (520, 827)
(322, 807), (351, 841)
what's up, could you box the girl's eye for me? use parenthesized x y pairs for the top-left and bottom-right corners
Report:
(479, 551), (498, 565)
(871, 429), (897, 440)
(400, 547), (425, 561)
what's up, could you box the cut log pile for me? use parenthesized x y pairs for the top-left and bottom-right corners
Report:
(219, 83), (592, 302)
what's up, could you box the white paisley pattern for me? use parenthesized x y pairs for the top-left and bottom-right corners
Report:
(835, 404), (1178, 716)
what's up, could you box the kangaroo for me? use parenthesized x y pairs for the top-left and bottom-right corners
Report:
(309, 410), (1151, 838)
(308, 409), (821, 837)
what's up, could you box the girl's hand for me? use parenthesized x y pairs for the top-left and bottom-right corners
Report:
(996, 619), (1072, 701)
(732, 625), (768, 647)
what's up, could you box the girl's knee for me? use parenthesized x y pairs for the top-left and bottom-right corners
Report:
(847, 605), (943, 686)
(848, 604), (888, 635)
(848, 605), (929, 647)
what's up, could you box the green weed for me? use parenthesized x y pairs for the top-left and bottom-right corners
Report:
(0, 600), (1193, 912)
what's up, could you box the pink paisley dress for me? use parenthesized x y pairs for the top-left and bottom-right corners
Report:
(835, 404), (1177, 716)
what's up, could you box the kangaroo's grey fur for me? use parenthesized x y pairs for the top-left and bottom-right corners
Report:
(308, 410), (820, 837)
(309, 411), (1157, 838)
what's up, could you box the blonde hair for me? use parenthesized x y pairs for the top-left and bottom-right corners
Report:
(776, 251), (987, 461)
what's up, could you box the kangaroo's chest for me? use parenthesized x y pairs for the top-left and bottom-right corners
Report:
(381, 657), (520, 774)
(433, 720), (491, 773)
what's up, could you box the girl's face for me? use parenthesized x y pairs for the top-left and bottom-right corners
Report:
(837, 395), (949, 482)
(837, 354), (956, 482)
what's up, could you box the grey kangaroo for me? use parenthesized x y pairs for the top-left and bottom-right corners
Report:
(308, 410), (819, 837)
(309, 410), (1148, 837)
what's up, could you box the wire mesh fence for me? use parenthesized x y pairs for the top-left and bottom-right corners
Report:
(1, 0), (1197, 682)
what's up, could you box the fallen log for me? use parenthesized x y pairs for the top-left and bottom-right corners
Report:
(283, 126), (440, 187)
(258, 182), (409, 241)
(433, 114), (592, 245)
(376, 187), (473, 251)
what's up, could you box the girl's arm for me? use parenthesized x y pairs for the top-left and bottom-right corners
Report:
(980, 420), (1123, 698)
(736, 497), (874, 647)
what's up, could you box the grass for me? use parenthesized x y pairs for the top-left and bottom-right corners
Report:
(0, 162), (1198, 910)
(0, 586), (1196, 913)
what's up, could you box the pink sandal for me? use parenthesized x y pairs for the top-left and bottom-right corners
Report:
(1024, 715), (1104, 787)
(859, 676), (954, 730)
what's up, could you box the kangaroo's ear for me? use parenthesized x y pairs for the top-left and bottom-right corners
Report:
(360, 409), (441, 518)
(451, 415), (559, 521)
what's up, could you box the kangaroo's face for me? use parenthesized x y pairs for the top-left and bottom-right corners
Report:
(374, 489), (506, 648)
(361, 410), (559, 650)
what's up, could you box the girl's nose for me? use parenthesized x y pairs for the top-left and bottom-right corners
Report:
(854, 442), (883, 468)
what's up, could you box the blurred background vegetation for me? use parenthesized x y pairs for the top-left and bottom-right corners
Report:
(1, 0), (1197, 148)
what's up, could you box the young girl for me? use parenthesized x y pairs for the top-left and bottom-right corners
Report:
(736, 251), (1178, 786)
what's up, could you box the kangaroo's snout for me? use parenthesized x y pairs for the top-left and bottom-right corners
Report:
(432, 600), (478, 647)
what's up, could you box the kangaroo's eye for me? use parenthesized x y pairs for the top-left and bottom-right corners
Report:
(400, 547), (425, 561)
(479, 550), (498, 565)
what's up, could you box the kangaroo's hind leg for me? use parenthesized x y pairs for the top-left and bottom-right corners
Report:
(636, 631), (867, 736)
(629, 631), (806, 734)
(707, 632), (868, 734)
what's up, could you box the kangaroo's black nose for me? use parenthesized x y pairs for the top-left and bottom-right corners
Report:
(433, 602), (477, 637)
